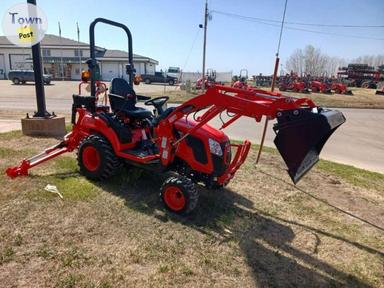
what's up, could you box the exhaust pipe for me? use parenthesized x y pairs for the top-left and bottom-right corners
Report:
(273, 108), (346, 184)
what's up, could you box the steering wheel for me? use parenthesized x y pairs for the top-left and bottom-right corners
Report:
(144, 96), (169, 107)
(144, 96), (169, 115)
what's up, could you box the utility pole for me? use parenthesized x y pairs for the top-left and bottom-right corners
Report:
(201, 0), (208, 90)
(256, 0), (288, 164)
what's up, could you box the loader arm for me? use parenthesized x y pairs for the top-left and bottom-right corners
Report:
(156, 84), (345, 184)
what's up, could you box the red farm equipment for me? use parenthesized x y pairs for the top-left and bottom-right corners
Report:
(196, 68), (218, 89)
(279, 74), (310, 93)
(6, 18), (346, 214)
(331, 82), (353, 95)
(310, 80), (332, 94)
(337, 64), (383, 89)
(232, 69), (249, 89)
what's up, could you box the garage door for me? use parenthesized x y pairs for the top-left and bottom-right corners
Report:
(10, 54), (31, 70)
(101, 63), (118, 81)
(0, 54), (5, 79)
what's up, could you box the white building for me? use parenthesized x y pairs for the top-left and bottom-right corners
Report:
(0, 34), (158, 80)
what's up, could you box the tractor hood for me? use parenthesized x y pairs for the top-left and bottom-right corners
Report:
(273, 108), (346, 184)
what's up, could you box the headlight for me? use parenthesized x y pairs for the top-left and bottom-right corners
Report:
(208, 138), (223, 156)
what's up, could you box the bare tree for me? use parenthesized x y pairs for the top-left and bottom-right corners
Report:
(325, 56), (346, 76)
(285, 49), (304, 75)
(286, 45), (383, 77)
(286, 45), (329, 76)
(352, 55), (384, 67)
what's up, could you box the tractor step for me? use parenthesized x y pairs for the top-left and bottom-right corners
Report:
(122, 149), (153, 158)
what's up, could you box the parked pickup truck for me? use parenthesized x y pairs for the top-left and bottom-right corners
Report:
(8, 70), (52, 85)
(141, 72), (177, 85)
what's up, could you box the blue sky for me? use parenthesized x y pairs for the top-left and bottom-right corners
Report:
(1, 0), (383, 74)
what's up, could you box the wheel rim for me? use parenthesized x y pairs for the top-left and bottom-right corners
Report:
(82, 146), (101, 171)
(163, 186), (185, 211)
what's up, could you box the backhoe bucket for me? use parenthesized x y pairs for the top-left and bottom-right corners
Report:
(273, 108), (345, 184)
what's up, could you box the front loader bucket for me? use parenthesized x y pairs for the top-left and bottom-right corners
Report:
(273, 108), (345, 184)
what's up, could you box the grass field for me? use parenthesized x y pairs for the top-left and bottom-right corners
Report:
(0, 131), (383, 287)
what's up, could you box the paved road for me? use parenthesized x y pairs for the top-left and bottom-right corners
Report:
(0, 80), (383, 173)
(207, 108), (384, 174)
(0, 80), (174, 112)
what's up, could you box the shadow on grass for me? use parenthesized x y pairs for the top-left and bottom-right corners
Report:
(95, 167), (375, 287)
(256, 168), (384, 233)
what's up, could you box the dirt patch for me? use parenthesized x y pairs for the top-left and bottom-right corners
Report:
(0, 133), (383, 287)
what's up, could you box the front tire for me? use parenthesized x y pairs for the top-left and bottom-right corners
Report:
(145, 78), (151, 84)
(77, 135), (121, 180)
(160, 175), (199, 215)
(168, 79), (174, 86)
(13, 78), (20, 84)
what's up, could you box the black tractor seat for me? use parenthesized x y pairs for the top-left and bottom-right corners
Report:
(109, 78), (152, 120)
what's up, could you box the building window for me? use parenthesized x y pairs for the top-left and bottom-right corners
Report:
(74, 49), (83, 57)
(42, 49), (51, 57)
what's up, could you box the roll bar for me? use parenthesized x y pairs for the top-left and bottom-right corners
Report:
(89, 18), (134, 95)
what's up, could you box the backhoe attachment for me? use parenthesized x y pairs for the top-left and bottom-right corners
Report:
(273, 108), (346, 183)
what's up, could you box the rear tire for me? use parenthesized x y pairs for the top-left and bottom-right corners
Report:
(77, 135), (121, 180)
(160, 175), (199, 215)
(361, 81), (370, 89)
(145, 78), (151, 84)
(13, 78), (20, 84)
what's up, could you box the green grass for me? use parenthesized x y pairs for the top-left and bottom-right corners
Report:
(0, 147), (19, 157)
(53, 176), (99, 201)
(317, 159), (384, 191)
(232, 138), (384, 191)
(0, 129), (383, 287)
(55, 156), (78, 172)
(0, 130), (22, 140)
(0, 247), (15, 265)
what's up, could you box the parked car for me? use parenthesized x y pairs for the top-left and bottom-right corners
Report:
(8, 70), (52, 85)
(141, 72), (177, 85)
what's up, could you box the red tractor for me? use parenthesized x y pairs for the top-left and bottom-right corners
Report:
(6, 18), (346, 215)
(279, 74), (310, 93)
(331, 82), (353, 95)
(196, 69), (217, 89)
(232, 69), (249, 89)
(310, 80), (332, 94)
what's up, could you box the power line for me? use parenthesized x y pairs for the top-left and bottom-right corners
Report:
(276, 0), (288, 55)
(211, 10), (384, 41)
(182, 28), (201, 71)
(211, 10), (384, 28)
